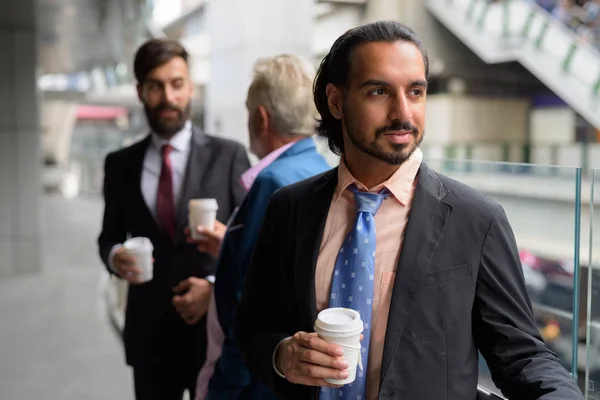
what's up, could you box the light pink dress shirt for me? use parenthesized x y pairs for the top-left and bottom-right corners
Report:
(314, 148), (422, 400)
(196, 290), (225, 400)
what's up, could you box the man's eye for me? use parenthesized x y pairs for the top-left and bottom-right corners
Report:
(370, 88), (386, 96)
(147, 83), (160, 91)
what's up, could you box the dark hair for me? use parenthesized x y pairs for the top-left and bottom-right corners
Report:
(133, 39), (189, 83)
(314, 21), (429, 155)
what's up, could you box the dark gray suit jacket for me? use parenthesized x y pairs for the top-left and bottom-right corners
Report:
(236, 164), (583, 399)
(98, 126), (249, 367)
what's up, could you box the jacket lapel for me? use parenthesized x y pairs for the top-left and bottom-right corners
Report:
(380, 163), (452, 383)
(174, 127), (212, 243)
(294, 169), (337, 327)
(129, 135), (160, 231)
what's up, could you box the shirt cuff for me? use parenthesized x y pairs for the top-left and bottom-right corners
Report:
(272, 336), (292, 379)
(108, 244), (123, 274)
(205, 275), (216, 284)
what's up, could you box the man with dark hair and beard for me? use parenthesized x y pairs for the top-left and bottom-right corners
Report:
(98, 39), (250, 400)
(235, 21), (583, 400)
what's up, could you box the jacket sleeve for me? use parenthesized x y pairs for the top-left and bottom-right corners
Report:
(474, 205), (583, 399)
(212, 174), (283, 394)
(236, 173), (281, 286)
(97, 153), (127, 274)
(235, 190), (296, 397)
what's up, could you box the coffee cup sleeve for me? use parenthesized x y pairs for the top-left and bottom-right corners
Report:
(358, 349), (363, 371)
(340, 342), (363, 371)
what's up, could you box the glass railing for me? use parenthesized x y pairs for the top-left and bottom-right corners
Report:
(427, 158), (584, 397)
(586, 170), (600, 399)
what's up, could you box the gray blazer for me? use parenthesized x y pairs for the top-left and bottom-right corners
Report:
(236, 164), (583, 400)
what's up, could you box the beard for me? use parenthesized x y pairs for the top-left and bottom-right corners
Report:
(343, 109), (423, 166)
(144, 101), (191, 138)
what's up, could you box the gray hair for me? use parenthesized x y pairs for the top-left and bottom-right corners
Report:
(246, 54), (317, 136)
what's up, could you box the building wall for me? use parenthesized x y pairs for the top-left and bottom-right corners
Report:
(205, 0), (313, 145)
(530, 107), (577, 145)
(425, 94), (530, 144)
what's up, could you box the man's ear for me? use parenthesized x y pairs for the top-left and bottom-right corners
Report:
(326, 83), (343, 119)
(257, 105), (270, 136)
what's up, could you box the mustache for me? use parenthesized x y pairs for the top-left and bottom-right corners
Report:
(375, 121), (418, 136)
(152, 103), (182, 114)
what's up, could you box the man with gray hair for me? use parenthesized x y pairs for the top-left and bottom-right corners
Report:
(191, 54), (331, 399)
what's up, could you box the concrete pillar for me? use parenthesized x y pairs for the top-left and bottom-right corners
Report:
(205, 0), (313, 146)
(0, 0), (42, 277)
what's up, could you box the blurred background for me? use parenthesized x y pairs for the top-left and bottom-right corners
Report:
(1, 0), (600, 399)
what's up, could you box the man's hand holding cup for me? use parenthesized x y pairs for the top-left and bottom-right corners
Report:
(113, 247), (143, 284)
(185, 220), (227, 258)
(278, 308), (365, 388)
(114, 237), (154, 284)
(186, 198), (224, 257)
(276, 332), (349, 387)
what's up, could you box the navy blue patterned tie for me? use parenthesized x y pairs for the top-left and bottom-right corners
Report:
(320, 184), (388, 400)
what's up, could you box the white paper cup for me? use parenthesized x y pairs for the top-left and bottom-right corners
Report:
(123, 237), (154, 283)
(189, 199), (219, 240)
(314, 308), (364, 385)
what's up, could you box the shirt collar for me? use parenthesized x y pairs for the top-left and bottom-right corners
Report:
(334, 147), (423, 205)
(151, 120), (193, 153)
(240, 142), (295, 191)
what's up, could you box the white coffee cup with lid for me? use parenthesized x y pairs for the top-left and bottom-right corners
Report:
(314, 307), (364, 385)
(123, 237), (154, 283)
(189, 199), (219, 240)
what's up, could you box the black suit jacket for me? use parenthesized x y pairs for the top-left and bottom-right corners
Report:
(98, 126), (249, 367)
(236, 164), (583, 400)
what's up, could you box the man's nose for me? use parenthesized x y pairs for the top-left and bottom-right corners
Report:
(389, 93), (413, 122)
(162, 86), (177, 105)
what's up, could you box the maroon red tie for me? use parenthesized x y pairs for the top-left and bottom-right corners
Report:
(157, 144), (176, 240)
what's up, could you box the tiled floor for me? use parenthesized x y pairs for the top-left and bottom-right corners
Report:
(0, 194), (133, 400)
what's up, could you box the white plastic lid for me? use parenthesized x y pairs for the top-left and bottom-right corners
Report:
(189, 198), (219, 210)
(314, 308), (364, 335)
(124, 237), (153, 252)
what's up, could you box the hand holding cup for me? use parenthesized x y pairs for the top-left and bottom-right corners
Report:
(112, 247), (142, 284)
(275, 331), (349, 387)
(186, 199), (224, 257)
(185, 220), (227, 257)
(313, 308), (365, 385)
(114, 237), (154, 284)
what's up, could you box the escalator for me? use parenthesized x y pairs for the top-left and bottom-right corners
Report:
(425, 0), (600, 130)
